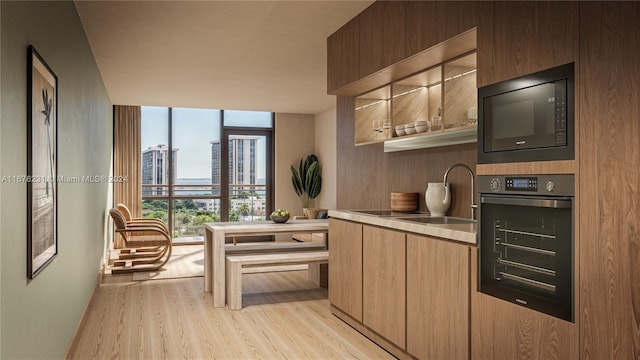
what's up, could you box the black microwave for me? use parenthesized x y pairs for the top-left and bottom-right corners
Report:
(478, 63), (574, 164)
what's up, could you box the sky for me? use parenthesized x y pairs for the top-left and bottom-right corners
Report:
(141, 106), (268, 179)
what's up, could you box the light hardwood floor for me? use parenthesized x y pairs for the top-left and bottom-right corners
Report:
(68, 270), (393, 359)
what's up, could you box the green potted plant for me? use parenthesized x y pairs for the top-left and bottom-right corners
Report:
(291, 154), (322, 217)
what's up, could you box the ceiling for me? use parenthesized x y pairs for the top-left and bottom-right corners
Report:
(75, 1), (373, 115)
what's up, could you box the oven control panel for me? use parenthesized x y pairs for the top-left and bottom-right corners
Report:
(479, 174), (574, 196)
(505, 177), (538, 191)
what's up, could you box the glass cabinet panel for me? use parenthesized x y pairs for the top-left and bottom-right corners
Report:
(391, 67), (441, 137)
(443, 52), (477, 129)
(355, 86), (391, 144)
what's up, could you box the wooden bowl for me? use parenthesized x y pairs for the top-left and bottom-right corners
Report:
(390, 192), (419, 212)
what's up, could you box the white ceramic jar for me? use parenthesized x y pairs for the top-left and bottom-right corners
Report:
(425, 182), (451, 217)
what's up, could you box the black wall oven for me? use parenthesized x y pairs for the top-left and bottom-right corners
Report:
(478, 174), (574, 322)
(478, 63), (574, 164)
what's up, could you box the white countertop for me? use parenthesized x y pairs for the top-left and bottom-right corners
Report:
(328, 209), (477, 245)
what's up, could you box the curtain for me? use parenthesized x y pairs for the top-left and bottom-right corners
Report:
(113, 105), (142, 248)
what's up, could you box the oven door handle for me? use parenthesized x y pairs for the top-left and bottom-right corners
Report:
(481, 195), (572, 208)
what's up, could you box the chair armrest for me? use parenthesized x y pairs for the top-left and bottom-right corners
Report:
(116, 224), (169, 236)
(127, 220), (168, 231)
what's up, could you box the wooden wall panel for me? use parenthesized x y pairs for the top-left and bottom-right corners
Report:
(579, 2), (640, 359)
(337, 96), (477, 218)
(483, 1), (578, 86)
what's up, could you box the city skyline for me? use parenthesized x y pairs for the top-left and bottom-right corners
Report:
(141, 106), (268, 180)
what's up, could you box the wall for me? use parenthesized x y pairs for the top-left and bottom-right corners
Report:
(314, 108), (337, 210)
(274, 113), (315, 217)
(336, 96), (477, 217)
(0, 2), (3, 354)
(0, 1), (112, 358)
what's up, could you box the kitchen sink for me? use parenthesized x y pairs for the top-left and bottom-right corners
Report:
(397, 216), (476, 225)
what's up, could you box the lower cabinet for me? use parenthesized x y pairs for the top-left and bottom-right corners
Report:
(363, 225), (406, 348)
(328, 219), (473, 359)
(328, 218), (363, 321)
(407, 234), (470, 360)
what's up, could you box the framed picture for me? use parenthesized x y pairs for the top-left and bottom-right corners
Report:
(27, 45), (58, 279)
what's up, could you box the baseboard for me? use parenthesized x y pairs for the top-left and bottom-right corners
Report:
(63, 269), (102, 359)
(330, 305), (415, 360)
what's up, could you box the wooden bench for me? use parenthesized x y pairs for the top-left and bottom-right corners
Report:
(224, 241), (326, 255)
(225, 250), (329, 310)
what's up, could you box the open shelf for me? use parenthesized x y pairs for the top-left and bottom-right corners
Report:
(383, 126), (477, 153)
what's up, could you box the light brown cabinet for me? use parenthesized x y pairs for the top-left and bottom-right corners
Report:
(328, 218), (362, 321)
(407, 234), (470, 360)
(362, 226), (406, 348)
(329, 219), (474, 359)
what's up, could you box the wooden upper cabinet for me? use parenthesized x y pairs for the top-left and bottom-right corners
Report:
(480, 1), (579, 86)
(327, 17), (360, 94)
(358, 1), (406, 78)
(405, 1), (485, 57)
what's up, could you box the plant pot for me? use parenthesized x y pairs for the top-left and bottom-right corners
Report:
(303, 208), (322, 219)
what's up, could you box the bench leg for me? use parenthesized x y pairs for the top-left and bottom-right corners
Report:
(226, 259), (243, 310)
(308, 263), (328, 288)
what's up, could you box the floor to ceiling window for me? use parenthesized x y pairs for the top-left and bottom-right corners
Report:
(141, 107), (273, 243)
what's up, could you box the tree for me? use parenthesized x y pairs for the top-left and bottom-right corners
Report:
(183, 199), (197, 209)
(238, 203), (251, 216)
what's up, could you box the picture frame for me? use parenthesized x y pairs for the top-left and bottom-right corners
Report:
(27, 45), (58, 279)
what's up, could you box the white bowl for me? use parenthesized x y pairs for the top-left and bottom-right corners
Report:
(415, 124), (428, 133)
(415, 120), (429, 127)
(395, 125), (406, 136)
(404, 123), (416, 135)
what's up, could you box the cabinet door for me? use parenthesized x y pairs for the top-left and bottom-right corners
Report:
(328, 218), (363, 321)
(405, 1), (486, 58)
(363, 225), (406, 348)
(359, 1), (405, 78)
(327, 17), (360, 94)
(406, 234), (469, 360)
(480, 1), (578, 85)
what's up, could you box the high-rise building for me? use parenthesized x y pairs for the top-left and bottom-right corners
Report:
(210, 135), (259, 189)
(210, 141), (221, 196)
(142, 144), (178, 196)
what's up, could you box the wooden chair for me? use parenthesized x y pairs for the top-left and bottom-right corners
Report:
(109, 208), (172, 273)
(116, 203), (168, 232)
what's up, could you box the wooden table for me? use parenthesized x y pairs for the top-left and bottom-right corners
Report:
(204, 219), (329, 308)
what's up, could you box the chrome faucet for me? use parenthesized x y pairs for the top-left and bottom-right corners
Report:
(443, 163), (477, 220)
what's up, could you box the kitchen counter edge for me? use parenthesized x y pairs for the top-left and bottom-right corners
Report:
(328, 210), (477, 245)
